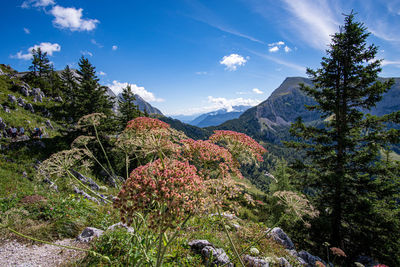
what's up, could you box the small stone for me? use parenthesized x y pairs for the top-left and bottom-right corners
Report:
(267, 227), (295, 250)
(201, 246), (233, 267)
(8, 94), (17, 104)
(243, 255), (269, 267)
(76, 227), (104, 242)
(107, 222), (134, 233)
(45, 119), (54, 130)
(250, 247), (260, 256)
(188, 240), (213, 252)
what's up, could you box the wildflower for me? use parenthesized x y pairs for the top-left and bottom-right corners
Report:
(71, 136), (95, 148)
(76, 113), (106, 128)
(125, 117), (170, 131)
(273, 191), (319, 224)
(330, 247), (347, 257)
(315, 261), (325, 267)
(209, 130), (266, 165)
(114, 158), (203, 230)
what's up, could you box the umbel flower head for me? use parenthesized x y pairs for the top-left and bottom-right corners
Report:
(76, 113), (106, 128)
(209, 130), (267, 165)
(273, 191), (319, 225)
(114, 158), (203, 229)
(116, 117), (186, 159)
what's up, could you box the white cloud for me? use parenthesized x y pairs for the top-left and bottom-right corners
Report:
(50, 5), (99, 31)
(112, 45), (118, 51)
(81, 50), (93, 57)
(23, 28), (30, 34)
(269, 46), (279, 52)
(11, 42), (61, 60)
(22, 0), (55, 8)
(382, 60), (400, 67)
(195, 71), (208, 75)
(252, 88), (263, 94)
(268, 41), (285, 47)
(108, 81), (164, 103)
(91, 39), (103, 48)
(284, 46), (292, 53)
(99, 71), (106, 76)
(220, 54), (247, 71)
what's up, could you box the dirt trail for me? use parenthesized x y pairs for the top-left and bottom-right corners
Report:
(0, 239), (87, 267)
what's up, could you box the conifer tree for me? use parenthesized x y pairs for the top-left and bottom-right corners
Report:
(287, 12), (400, 263)
(118, 84), (141, 126)
(25, 47), (53, 93)
(73, 56), (114, 121)
(60, 65), (79, 117)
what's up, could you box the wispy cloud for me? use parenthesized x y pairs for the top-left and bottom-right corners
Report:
(269, 46), (279, 53)
(252, 88), (263, 94)
(81, 50), (93, 57)
(23, 28), (30, 34)
(108, 81), (164, 102)
(11, 42), (61, 60)
(220, 54), (248, 71)
(112, 45), (118, 51)
(21, 0), (54, 9)
(91, 39), (103, 48)
(382, 59), (400, 67)
(186, 0), (265, 44)
(195, 71), (208, 75)
(280, 0), (339, 50)
(248, 49), (306, 73)
(98, 71), (106, 76)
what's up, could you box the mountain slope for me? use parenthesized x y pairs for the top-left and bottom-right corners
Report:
(212, 76), (400, 144)
(116, 93), (163, 115)
(190, 105), (251, 127)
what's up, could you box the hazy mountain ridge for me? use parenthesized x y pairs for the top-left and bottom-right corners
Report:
(189, 105), (252, 127)
(211, 76), (400, 144)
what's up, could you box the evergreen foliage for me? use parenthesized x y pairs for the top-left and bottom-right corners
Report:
(72, 57), (114, 121)
(118, 84), (141, 126)
(286, 12), (400, 264)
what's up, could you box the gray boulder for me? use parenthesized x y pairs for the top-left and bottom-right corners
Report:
(25, 103), (34, 113)
(243, 255), (270, 267)
(33, 94), (42, 103)
(0, 68), (4, 75)
(298, 251), (323, 267)
(267, 227), (295, 250)
(20, 83), (31, 97)
(0, 117), (6, 130)
(54, 96), (63, 102)
(17, 97), (25, 107)
(8, 94), (17, 104)
(76, 227), (104, 242)
(45, 119), (54, 130)
(277, 257), (292, 267)
(73, 186), (100, 204)
(201, 246), (233, 267)
(4, 106), (11, 113)
(107, 222), (134, 233)
(70, 169), (100, 191)
(188, 240), (214, 252)
(286, 250), (307, 266)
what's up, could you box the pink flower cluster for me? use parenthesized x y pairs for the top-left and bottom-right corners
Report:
(180, 139), (242, 179)
(330, 247), (347, 257)
(209, 130), (267, 162)
(114, 158), (203, 229)
(126, 117), (170, 131)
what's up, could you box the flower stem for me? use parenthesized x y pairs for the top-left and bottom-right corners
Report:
(217, 206), (245, 267)
(93, 123), (115, 177)
(66, 169), (112, 204)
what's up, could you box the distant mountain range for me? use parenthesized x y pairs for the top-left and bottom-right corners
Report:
(188, 105), (252, 127)
(212, 76), (400, 144)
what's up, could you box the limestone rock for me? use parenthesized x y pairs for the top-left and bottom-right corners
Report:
(69, 169), (100, 191)
(107, 222), (134, 233)
(73, 186), (100, 204)
(243, 255), (269, 267)
(45, 119), (54, 130)
(267, 227), (295, 250)
(0, 117), (6, 130)
(54, 96), (63, 102)
(17, 97), (25, 107)
(298, 251), (322, 266)
(201, 246), (233, 267)
(8, 94), (17, 104)
(4, 106), (11, 113)
(188, 240), (213, 252)
(25, 103), (34, 113)
(76, 227), (104, 242)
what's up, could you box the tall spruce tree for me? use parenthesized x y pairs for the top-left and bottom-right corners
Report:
(25, 47), (53, 93)
(73, 56), (114, 121)
(287, 12), (400, 263)
(118, 84), (141, 126)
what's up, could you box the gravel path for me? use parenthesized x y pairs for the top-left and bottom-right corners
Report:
(0, 239), (88, 267)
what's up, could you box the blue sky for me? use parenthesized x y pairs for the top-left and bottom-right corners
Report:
(1, 0), (400, 116)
